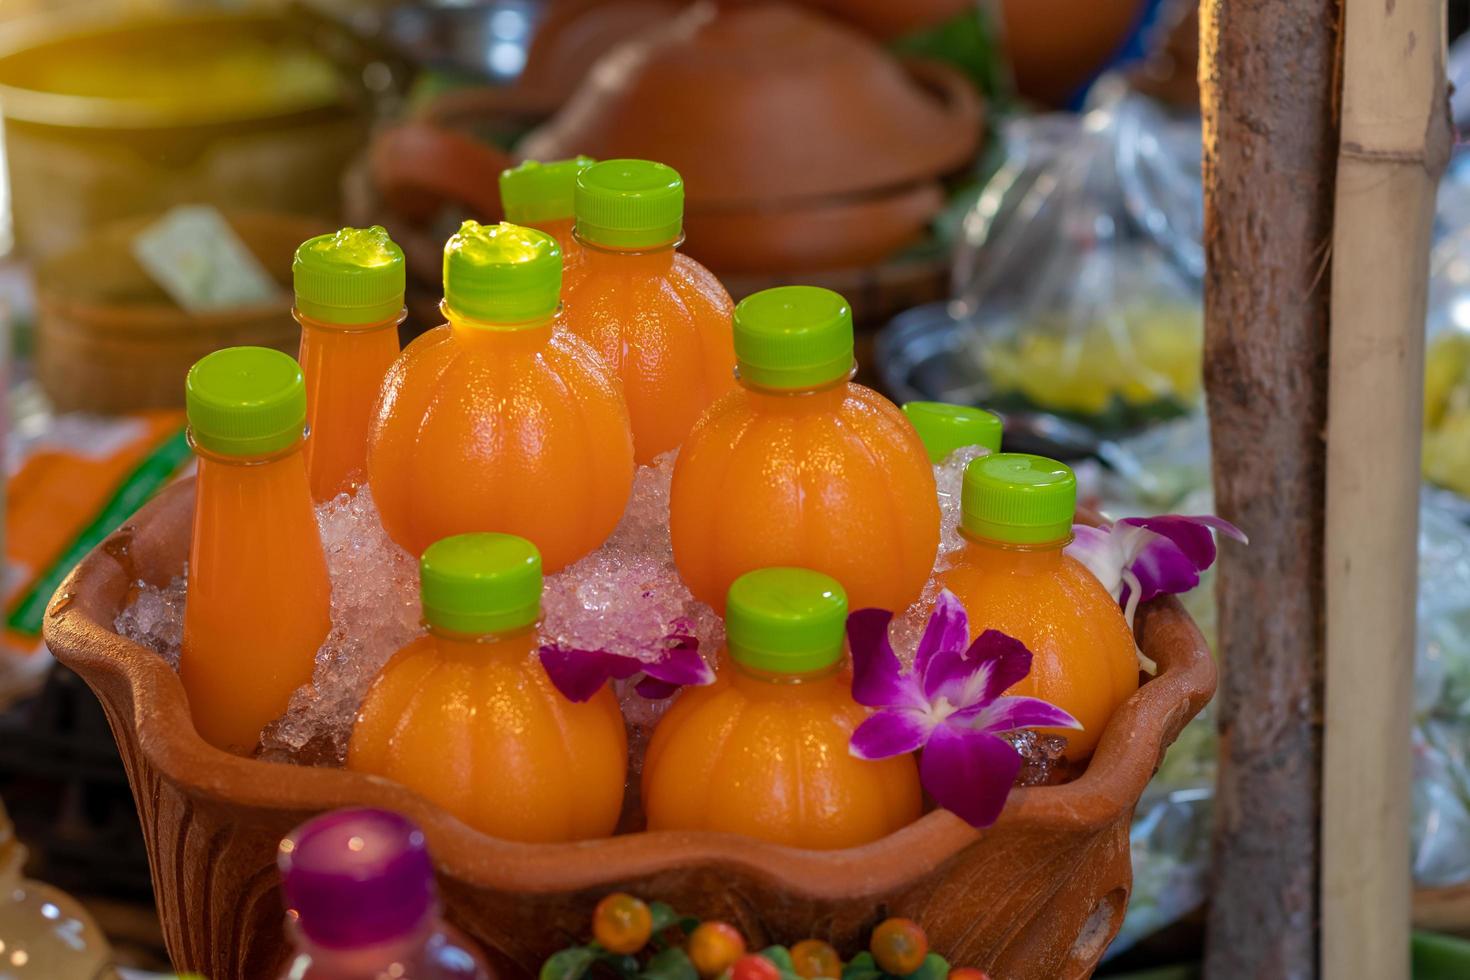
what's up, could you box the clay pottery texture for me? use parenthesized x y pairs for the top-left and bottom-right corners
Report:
(518, 1), (983, 273)
(46, 480), (1214, 980)
(999, 0), (1147, 106)
(792, 0), (977, 40)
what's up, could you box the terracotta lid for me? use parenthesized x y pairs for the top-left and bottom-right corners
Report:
(518, 1), (982, 207)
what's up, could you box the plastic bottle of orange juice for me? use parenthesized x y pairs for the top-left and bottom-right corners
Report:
(179, 346), (331, 753)
(902, 401), (1003, 461)
(498, 156), (594, 261)
(643, 567), (921, 849)
(349, 533), (627, 842)
(293, 226), (405, 502)
(670, 286), (939, 613)
(366, 221), (634, 569)
(561, 159), (736, 463)
(936, 453), (1139, 760)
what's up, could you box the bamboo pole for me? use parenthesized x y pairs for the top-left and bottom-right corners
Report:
(1322, 0), (1450, 976)
(1198, 0), (1339, 975)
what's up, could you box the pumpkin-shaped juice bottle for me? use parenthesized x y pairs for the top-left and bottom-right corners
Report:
(366, 221), (634, 569)
(936, 454), (1139, 759)
(643, 568), (921, 849)
(901, 400), (1003, 462)
(293, 226), (405, 502)
(348, 534), (627, 842)
(670, 286), (939, 613)
(560, 159), (736, 463)
(498, 156), (595, 263)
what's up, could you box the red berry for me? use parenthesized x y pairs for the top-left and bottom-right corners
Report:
(870, 918), (928, 977)
(948, 969), (992, 980)
(592, 893), (653, 954)
(731, 954), (782, 980)
(689, 921), (747, 978)
(791, 939), (843, 979)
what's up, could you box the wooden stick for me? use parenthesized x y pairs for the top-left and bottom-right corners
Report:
(1322, 0), (1450, 976)
(1198, 0), (1339, 975)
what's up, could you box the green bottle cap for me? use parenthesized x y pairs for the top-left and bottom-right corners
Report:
(961, 453), (1076, 545)
(573, 159), (683, 250)
(186, 346), (307, 458)
(292, 226), (406, 325)
(725, 567), (848, 674)
(732, 285), (854, 390)
(500, 156), (595, 225)
(419, 533), (542, 635)
(903, 401), (1004, 461)
(443, 221), (562, 325)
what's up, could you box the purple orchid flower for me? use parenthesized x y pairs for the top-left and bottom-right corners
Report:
(847, 591), (1081, 829)
(538, 632), (715, 703)
(1067, 514), (1248, 666)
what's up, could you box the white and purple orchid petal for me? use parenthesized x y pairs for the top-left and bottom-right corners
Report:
(1064, 524), (1130, 599)
(967, 629), (1034, 702)
(914, 590), (970, 679)
(538, 645), (619, 703)
(633, 676), (681, 700)
(1126, 536), (1200, 603)
(920, 726), (1023, 829)
(643, 635), (716, 688)
(969, 695), (1083, 734)
(848, 608), (926, 710)
(849, 709), (933, 760)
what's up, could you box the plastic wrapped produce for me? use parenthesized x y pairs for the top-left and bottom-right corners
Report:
(953, 85), (1203, 433)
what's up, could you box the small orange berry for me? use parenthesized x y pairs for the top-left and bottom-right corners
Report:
(790, 939), (843, 979)
(688, 921), (747, 977)
(870, 918), (928, 977)
(947, 969), (992, 980)
(592, 893), (653, 954)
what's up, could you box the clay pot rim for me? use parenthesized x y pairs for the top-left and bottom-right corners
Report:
(45, 480), (1215, 898)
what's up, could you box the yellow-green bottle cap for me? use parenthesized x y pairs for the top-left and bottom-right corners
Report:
(903, 401), (1003, 461)
(186, 346), (307, 458)
(573, 159), (683, 250)
(725, 568), (848, 674)
(733, 286), (854, 390)
(420, 533), (542, 635)
(961, 453), (1076, 545)
(293, 226), (406, 326)
(443, 221), (562, 325)
(499, 156), (595, 225)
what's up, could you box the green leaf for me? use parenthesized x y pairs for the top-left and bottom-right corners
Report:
(841, 952), (883, 980)
(642, 946), (700, 980)
(759, 946), (796, 972)
(541, 947), (597, 980)
(649, 901), (680, 933)
(901, 954), (950, 980)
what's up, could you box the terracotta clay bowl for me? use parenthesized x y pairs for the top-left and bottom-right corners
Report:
(517, 2), (983, 208)
(45, 481), (1215, 980)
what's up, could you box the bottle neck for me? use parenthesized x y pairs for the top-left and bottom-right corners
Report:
(957, 527), (1069, 567)
(737, 367), (854, 413)
(288, 911), (437, 977)
(727, 653), (842, 695)
(443, 300), (555, 352)
(294, 307), (405, 337)
(426, 622), (538, 654)
(190, 433), (305, 468)
(572, 231), (677, 273)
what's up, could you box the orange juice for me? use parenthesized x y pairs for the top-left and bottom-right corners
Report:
(561, 159), (735, 463)
(936, 454), (1139, 759)
(349, 533), (627, 841)
(179, 347), (331, 753)
(366, 221), (634, 569)
(498, 156), (594, 263)
(293, 227), (405, 501)
(644, 568), (921, 849)
(671, 286), (939, 613)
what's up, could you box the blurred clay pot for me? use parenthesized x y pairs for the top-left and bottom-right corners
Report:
(46, 481), (1214, 980)
(1001, 0), (1147, 106)
(519, 1), (983, 272)
(792, 0), (977, 40)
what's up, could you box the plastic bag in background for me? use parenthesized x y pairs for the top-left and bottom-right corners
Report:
(1422, 228), (1470, 497)
(952, 82), (1203, 433)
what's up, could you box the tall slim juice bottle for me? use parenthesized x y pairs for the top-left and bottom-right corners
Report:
(293, 226), (406, 502)
(670, 286), (939, 613)
(179, 346), (331, 753)
(366, 221), (634, 568)
(277, 808), (492, 980)
(498, 156), (594, 262)
(561, 159), (736, 463)
(643, 568), (921, 849)
(348, 534), (627, 842)
(902, 401), (1003, 461)
(936, 453), (1139, 759)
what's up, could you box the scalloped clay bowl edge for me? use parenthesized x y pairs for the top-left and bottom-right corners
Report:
(44, 480), (1216, 980)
